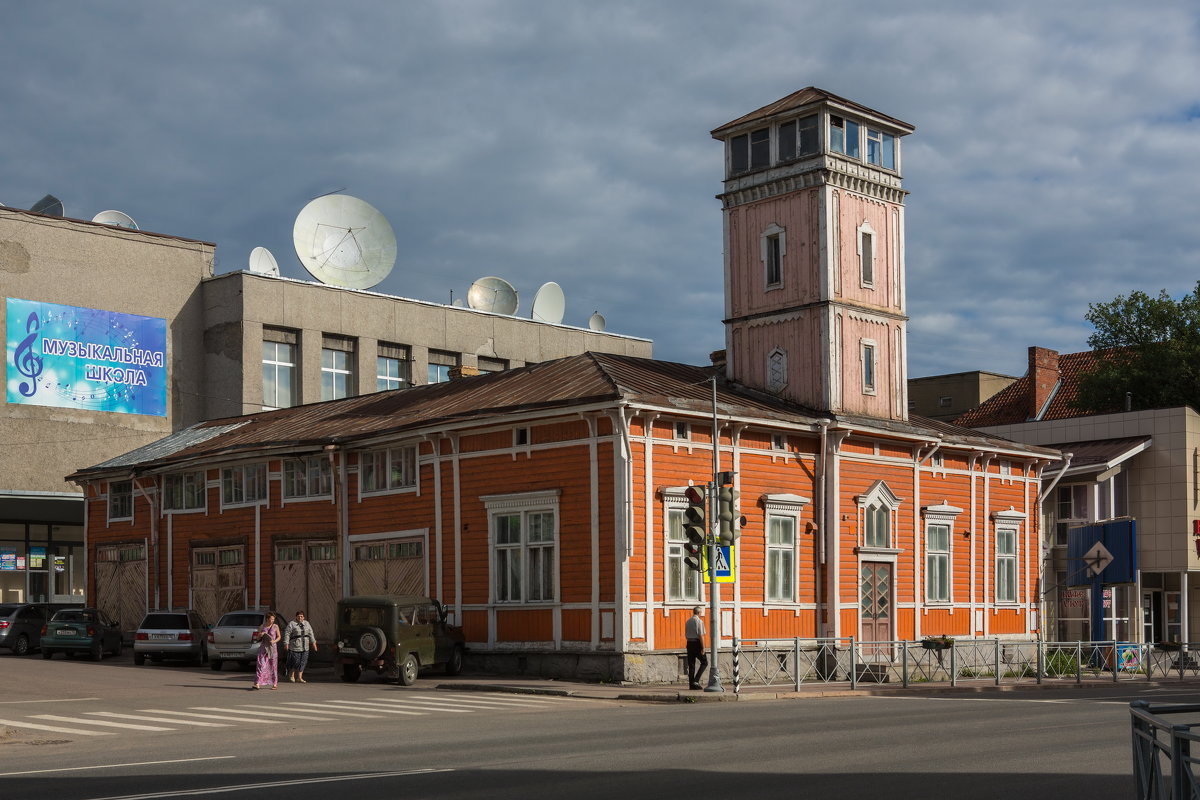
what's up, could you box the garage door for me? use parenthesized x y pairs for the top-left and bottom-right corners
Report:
(350, 538), (425, 597)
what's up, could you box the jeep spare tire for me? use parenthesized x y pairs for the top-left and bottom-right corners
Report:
(356, 627), (387, 660)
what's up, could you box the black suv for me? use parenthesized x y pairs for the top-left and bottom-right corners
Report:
(335, 595), (465, 685)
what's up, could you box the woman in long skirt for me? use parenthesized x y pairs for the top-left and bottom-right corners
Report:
(252, 612), (281, 690)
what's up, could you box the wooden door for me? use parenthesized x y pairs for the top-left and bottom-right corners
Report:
(860, 561), (893, 657)
(274, 540), (336, 646)
(95, 543), (146, 634)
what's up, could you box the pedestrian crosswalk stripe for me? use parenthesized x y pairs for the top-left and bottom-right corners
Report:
(400, 694), (568, 708)
(271, 702), (385, 718)
(319, 701), (427, 716)
(32, 715), (174, 732)
(187, 705), (343, 722)
(0, 718), (114, 736)
(350, 699), (474, 713)
(86, 712), (232, 727)
(139, 709), (284, 724)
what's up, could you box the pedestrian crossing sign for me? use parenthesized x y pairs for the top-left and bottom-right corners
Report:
(704, 544), (736, 583)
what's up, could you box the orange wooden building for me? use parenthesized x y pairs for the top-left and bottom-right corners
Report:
(70, 88), (1060, 681)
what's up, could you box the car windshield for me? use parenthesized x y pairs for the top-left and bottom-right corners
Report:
(217, 613), (263, 627)
(53, 610), (95, 622)
(342, 606), (386, 627)
(141, 613), (189, 629)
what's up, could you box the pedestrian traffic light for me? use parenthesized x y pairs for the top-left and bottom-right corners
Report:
(717, 486), (742, 545)
(683, 485), (707, 572)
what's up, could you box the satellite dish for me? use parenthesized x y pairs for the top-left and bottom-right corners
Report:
(292, 194), (396, 289)
(530, 281), (566, 324)
(452, 299), (464, 307)
(248, 246), (280, 276)
(92, 209), (139, 230)
(588, 311), (606, 332)
(467, 276), (519, 315)
(30, 194), (64, 216)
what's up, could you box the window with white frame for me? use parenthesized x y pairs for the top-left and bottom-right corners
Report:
(767, 515), (797, 602)
(861, 341), (877, 394)
(483, 490), (559, 604)
(262, 328), (298, 410)
(729, 126), (770, 174)
(1055, 484), (1090, 546)
(778, 114), (819, 161)
(108, 480), (133, 521)
(665, 503), (701, 602)
(771, 433), (786, 451)
(428, 350), (459, 384)
(829, 115), (860, 159)
(321, 336), (355, 401)
(376, 342), (411, 391)
(858, 222), (876, 286)
(221, 463), (267, 505)
(761, 224), (785, 288)
(673, 421), (690, 441)
(925, 522), (951, 602)
(866, 127), (896, 169)
(283, 456), (332, 499)
(768, 348), (787, 394)
(361, 446), (417, 493)
(996, 526), (1018, 602)
(163, 471), (205, 511)
(857, 481), (900, 549)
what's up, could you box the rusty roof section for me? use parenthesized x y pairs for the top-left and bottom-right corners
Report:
(70, 352), (1056, 480)
(711, 86), (914, 138)
(954, 350), (1109, 427)
(0, 204), (216, 247)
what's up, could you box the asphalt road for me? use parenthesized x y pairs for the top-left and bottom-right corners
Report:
(0, 650), (1177, 799)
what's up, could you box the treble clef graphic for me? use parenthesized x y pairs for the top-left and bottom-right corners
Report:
(14, 311), (43, 397)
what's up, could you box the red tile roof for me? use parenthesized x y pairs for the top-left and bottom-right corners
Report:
(954, 349), (1110, 427)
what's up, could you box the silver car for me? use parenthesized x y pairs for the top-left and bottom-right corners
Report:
(206, 609), (278, 671)
(133, 609), (209, 665)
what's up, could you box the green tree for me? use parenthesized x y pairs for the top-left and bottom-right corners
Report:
(1074, 281), (1200, 413)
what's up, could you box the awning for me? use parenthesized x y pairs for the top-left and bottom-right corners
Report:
(1052, 436), (1152, 479)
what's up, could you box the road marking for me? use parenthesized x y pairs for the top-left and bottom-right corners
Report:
(87, 712), (233, 727)
(0, 717), (114, 736)
(0, 756), (234, 778)
(271, 702), (385, 718)
(401, 693), (567, 708)
(79, 768), (453, 800)
(0, 697), (101, 705)
(32, 715), (175, 731)
(192, 705), (344, 721)
(138, 709), (283, 724)
(320, 700), (432, 715)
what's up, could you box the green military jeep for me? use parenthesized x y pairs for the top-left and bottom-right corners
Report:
(335, 595), (465, 685)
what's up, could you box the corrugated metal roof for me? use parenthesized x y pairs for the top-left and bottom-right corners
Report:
(69, 352), (1056, 479)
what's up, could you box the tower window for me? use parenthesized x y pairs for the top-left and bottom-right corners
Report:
(729, 127), (771, 174)
(861, 342), (877, 394)
(830, 116), (860, 159)
(768, 348), (788, 394)
(867, 128), (896, 169)
(761, 224), (785, 288)
(859, 227), (875, 286)
(778, 114), (818, 162)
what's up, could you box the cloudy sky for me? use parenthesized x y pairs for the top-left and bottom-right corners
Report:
(5, 1), (1199, 379)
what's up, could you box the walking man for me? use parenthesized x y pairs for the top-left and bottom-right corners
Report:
(685, 605), (708, 690)
(284, 610), (318, 683)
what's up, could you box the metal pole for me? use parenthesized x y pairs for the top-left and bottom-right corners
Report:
(705, 375), (724, 692)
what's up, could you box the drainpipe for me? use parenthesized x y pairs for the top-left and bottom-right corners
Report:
(1038, 453), (1073, 505)
(815, 420), (831, 637)
(131, 474), (160, 610)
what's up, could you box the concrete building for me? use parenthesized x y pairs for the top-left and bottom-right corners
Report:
(71, 87), (1058, 682)
(956, 346), (1198, 644)
(908, 370), (1017, 422)
(0, 206), (650, 604)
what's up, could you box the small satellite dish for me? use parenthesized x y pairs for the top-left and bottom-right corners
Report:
(588, 311), (606, 332)
(530, 281), (566, 325)
(30, 194), (64, 217)
(452, 299), (464, 307)
(292, 194), (396, 290)
(467, 276), (519, 315)
(92, 209), (139, 229)
(248, 246), (280, 276)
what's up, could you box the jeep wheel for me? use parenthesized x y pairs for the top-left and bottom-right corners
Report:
(397, 652), (419, 686)
(445, 645), (464, 676)
(341, 663), (362, 683)
(356, 627), (387, 660)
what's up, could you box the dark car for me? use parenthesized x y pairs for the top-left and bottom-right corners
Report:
(41, 607), (123, 661)
(133, 609), (209, 665)
(207, 609), (280, 671)
(335, 595), (465, 685)
(0, 603), (51, 655)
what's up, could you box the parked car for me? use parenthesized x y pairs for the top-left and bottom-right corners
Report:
(335, 594), (464, 685)
(207, 609), (280, 671)
(0, 603), (51, 655)
(133, 609), (209, 665)
(40, 607), (123, 661)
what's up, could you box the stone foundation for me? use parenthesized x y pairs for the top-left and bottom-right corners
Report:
(464, 649), (691, 685)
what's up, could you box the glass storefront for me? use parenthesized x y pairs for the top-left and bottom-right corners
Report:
(0, 522), (84, 603)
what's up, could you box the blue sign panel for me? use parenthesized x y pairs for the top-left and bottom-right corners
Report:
(6, 298), (167, 416)
(1066, 518), (1137, 586)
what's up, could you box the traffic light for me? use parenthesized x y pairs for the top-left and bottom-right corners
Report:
(682, 485), (707, 572)
(717, 486), (743, 545)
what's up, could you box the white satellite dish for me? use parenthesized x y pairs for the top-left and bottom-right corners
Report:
(467, 276), (519, 315)
(248, 246), (280, 276)
(530, 281), (565, 324)
(452, 298), (464, 307)
(588, 311), (606, 332)
(92, 209), (139, 230)
(30, 194), (64, 216)
(292, 194), (396, 290)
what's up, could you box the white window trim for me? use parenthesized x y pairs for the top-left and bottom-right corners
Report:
(673, 421), (691, 441)
(760, 223), (786, 290)
(107, 480), (134, 523)
(162, 471), (207, 514)
(855, 481), (901, 550)
(261, 340), (297, 411)
(358, 445), (419, 497)
(763, 494), (809, 605)
(992, 509), (1026, 605)
(860, 339), (878, 395)
(482, 489), (561, 606)
(922, 503), (963, 605)
(281, 456), (333, 503)
(857, 220), (877, 288)
(320, 347), (354, 401)
(220, 462), (269, 509)
(662, 489), (703, 604)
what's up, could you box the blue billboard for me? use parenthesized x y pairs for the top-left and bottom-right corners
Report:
(6, 298), (167, 416)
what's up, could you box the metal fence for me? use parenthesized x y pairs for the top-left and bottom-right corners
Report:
(726, 638), (1200, 693)
(1130, 700), (1200, 799)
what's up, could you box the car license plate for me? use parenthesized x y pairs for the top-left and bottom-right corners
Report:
(58, 629), (75, 636)
(151, 634), (173, 640)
